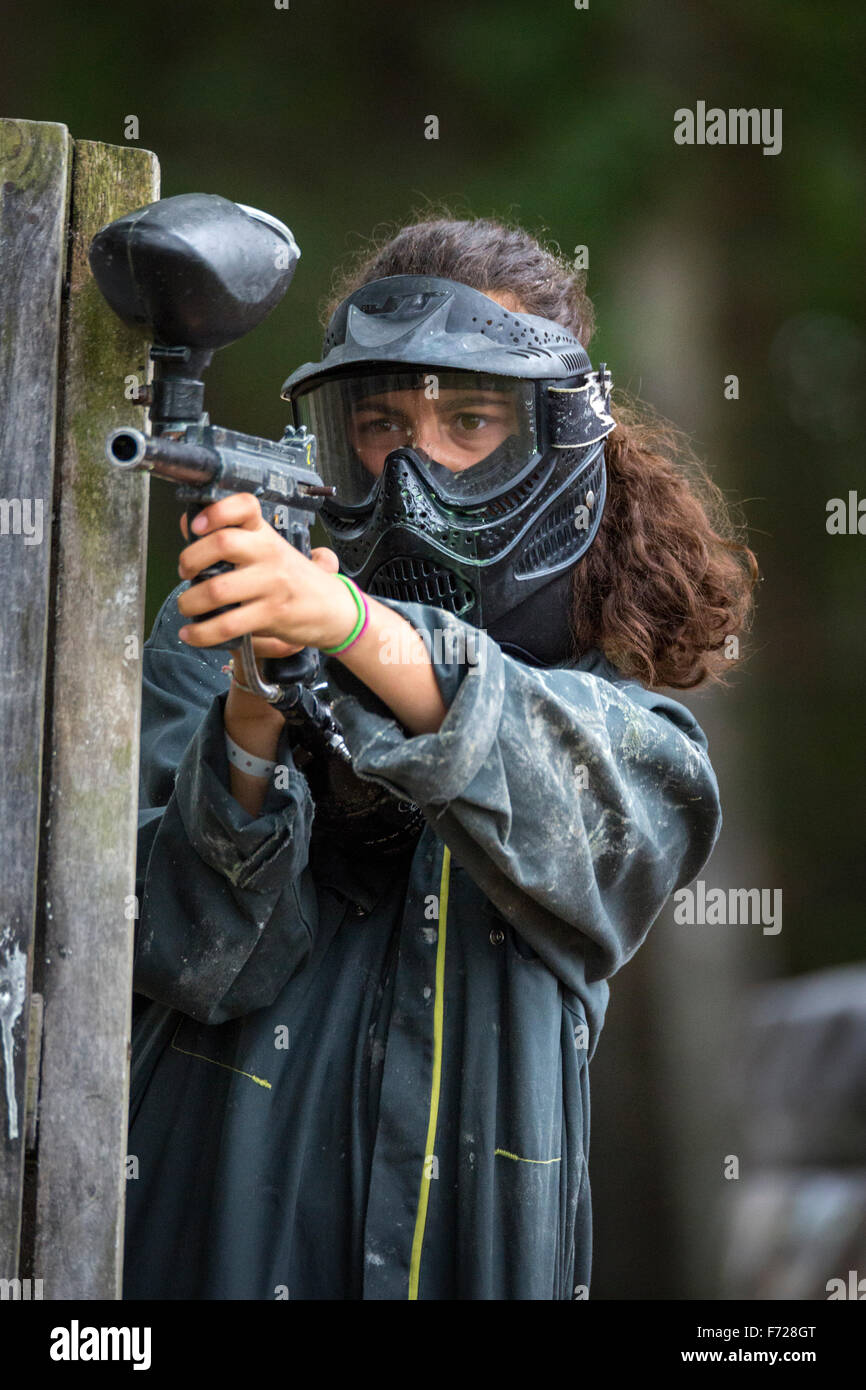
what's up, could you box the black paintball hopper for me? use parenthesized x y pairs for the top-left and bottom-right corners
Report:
(88, 192), (299, 353)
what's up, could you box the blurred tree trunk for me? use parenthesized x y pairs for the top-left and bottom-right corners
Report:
(590, 203), (779, 1299)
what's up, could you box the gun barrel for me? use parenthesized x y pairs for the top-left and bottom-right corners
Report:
(106, 428), (219, 485)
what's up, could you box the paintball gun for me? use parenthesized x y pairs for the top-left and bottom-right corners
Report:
(88, 192), (350, 762)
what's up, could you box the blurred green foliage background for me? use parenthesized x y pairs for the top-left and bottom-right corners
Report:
(6, 0), (864, 1296)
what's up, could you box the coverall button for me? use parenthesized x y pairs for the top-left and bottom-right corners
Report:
(489, 927), (505, 946)
(354, 903), (367, 917)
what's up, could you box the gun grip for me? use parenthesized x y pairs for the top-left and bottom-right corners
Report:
(262, 647), (320, 688)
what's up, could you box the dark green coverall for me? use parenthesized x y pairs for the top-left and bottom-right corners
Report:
(123, 582), (722, 1300)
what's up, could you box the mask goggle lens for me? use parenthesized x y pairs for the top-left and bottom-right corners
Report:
(293, 369), (539, 505)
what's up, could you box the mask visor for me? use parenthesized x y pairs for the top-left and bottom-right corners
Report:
(292, 368), (539, 505)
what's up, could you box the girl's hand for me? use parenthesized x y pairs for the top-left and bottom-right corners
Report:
(176, 493), (358, 653)
(176, 492), (448, 740)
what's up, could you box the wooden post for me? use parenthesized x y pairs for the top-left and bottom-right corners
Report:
(0, 118), (159, 1297)
(0, 116), (71, 1287)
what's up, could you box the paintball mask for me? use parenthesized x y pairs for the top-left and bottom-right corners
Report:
(282, 275), (615, 666)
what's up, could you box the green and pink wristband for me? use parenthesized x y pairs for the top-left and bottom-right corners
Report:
(320, 574), (370, 655)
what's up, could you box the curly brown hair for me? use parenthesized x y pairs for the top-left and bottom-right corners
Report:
(324, 214), (758, 690)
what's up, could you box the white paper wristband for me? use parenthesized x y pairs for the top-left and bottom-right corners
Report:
(224, 729), (277, 780)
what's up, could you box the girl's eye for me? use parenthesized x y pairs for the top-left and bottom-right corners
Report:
(455, 414), (487, 432)
(361, 417), (403, 434)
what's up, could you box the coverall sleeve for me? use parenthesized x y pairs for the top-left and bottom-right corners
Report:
(323, 597), (723, 993)
(134, 583), (317, 1024)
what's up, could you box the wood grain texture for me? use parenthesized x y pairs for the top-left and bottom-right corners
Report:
(0, 117), (71, 1281)
(32, 135), (159, 1298)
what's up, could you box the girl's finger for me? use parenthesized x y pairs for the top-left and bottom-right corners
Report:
(177, 562), (285, 618)
(179, 597), (286, 649)
(187, 492), (265, 536)
(178, 523), (287, 579)
(309, 546), (341, 574)
(248, 635), (305, 659)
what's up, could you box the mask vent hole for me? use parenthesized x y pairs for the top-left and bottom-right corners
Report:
(474, 460), (549, 518)
(368, 556), (475, 617)
(514, 454), (605, 576)
(560, 353), (586, 373)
